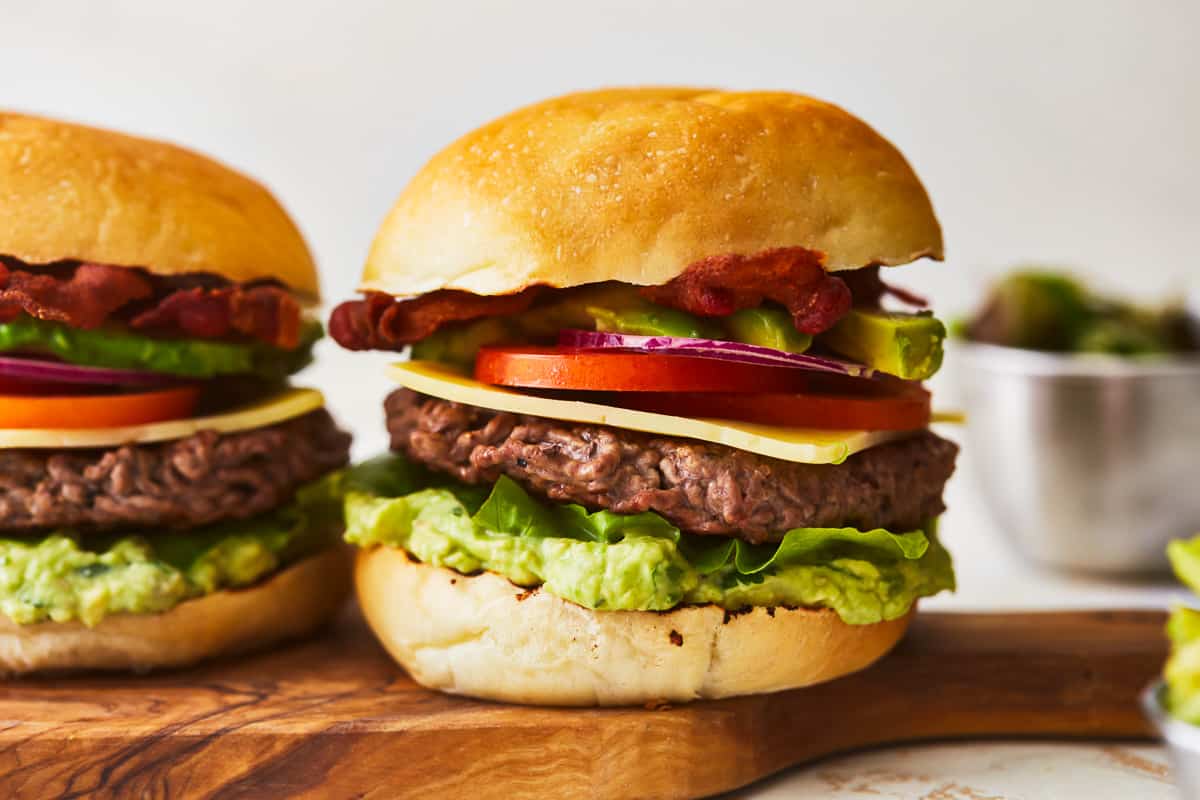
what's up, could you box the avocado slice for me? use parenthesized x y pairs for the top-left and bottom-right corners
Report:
(822, 309), (946, 380)
(724, 307), (813, 353)
(0, 315), (320, 379)
(587, 306), (720, 339)
(411, 316), (517, 366)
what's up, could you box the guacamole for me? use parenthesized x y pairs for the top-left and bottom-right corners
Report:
(342, 455), (955, 625)
(0, 473), (343, 627)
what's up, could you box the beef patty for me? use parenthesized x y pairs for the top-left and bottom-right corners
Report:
(386, 389), (958, 543)
(0, 409), (350, 532)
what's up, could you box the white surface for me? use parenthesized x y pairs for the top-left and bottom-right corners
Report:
(745, 743), (1173, 799)
(4, 2), (1196, 797)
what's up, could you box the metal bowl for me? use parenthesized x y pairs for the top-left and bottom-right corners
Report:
(1143, 681), (1196, 796)
(958, 343), (1200, 573)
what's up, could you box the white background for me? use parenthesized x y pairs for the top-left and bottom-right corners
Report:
(4, 2), (1197, 794)
(6, 0), (1197, 314)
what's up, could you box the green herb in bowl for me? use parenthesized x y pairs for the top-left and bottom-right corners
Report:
(959, 270), (1198, 356)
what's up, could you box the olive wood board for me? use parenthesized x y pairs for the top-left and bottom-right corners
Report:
(0, 608), (1166, 799)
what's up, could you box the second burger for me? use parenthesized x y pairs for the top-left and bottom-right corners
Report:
(0, 113), (352, 673)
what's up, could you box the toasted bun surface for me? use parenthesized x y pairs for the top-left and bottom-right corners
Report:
(0, 545), (351, 675)
(362, 88), (942, 298)
(355, 546), (913, 706)
(0, 112), (319, 299)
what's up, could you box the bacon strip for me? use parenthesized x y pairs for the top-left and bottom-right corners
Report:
(640, 248), (851, 334)
(0, 259), (302, 348)
(0, 262), (152, 329)
(328, 248), (916, 352)
(330, 288), (542, 351)
(130, 286), (303, 348)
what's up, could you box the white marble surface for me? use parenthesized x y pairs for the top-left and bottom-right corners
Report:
(748, 743), (1173, 799)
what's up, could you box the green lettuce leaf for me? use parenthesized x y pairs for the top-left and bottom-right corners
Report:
(0, 316), (321, 379)
(343, 454), (955, 624)
(477, 476), (681, 544)
(1170, 538), (1200, 594)
(1166, 536), (1200, 723)
(0, 471), (343, 627)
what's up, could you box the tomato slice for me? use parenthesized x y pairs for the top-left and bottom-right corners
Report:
(617, 384), (931, 431)
(474, 346), (822, 393)
(0, 386), (200, 429)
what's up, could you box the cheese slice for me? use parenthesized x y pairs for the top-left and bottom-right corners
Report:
(0, 387), (325, 449)
(388, 362), (912, 465)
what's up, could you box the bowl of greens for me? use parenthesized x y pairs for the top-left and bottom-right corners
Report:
(958, 271), (1200, 573)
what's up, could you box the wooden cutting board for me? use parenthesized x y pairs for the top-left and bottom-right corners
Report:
(0, 608), (1166, 799)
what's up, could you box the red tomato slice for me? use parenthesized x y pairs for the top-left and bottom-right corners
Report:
(474, 346), (821, 393)
(0, 386), (200, 429)
(618, 384), (931, 431)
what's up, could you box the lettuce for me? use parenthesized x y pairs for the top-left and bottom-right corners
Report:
(0, 316), (321, 379)
(343, 454), (955, 624)
(1165, 536), (1200, 723)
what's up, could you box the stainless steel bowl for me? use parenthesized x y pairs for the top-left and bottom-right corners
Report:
(958, 343), (1200, 573)
(1143, 681), (1195, 797)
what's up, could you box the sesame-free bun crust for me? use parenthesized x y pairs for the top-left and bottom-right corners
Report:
(0, 112), (319, 299)
(362, 88), (942, 298)
(0, 545), (351, 675)
(355, 546), (913, 707)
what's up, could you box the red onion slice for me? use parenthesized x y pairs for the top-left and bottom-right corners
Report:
(557, 330), (875, 378)
(0, 355), (177, 387)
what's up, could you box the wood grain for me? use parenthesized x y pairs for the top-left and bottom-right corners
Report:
(0, 609), (1166, 799)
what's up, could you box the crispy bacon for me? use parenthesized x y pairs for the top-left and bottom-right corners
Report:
(640, 248), (851, 334)
(0, 258), (302, 348)
(329, 288), (543, 351)
(0, 262), (153, 329)
(130, 286), (302, 348)
(328, 249), (934, 353)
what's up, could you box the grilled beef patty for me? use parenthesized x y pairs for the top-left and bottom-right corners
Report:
(386, 389), (957, 544)
(0, 410), (350, 532)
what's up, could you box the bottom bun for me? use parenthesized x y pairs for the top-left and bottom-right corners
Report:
(0, 544), (352, 675)
(355, 546), (914, 706)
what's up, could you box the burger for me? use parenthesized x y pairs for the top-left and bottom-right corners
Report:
(331, 89), (958, 706)
(0, 113), (351, 673)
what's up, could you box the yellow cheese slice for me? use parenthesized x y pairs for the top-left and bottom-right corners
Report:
(388, 362), (913, 465)
(0, 387), (325, 449)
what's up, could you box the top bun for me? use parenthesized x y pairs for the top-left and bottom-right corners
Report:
(362, 88), (942, 298)
(0, 113), (319, 299)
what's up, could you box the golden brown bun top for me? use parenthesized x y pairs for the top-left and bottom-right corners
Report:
(362, 88), (943, 298)
(0, 113), (319, 299)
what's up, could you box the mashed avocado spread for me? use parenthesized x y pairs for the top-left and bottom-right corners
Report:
(343, 454), (955, 625)
(0, 475), (342, 627)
